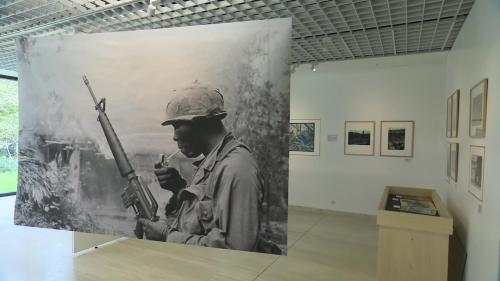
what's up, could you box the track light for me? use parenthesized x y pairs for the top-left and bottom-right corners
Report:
(148, 6), (156, 16)
(148, 0), (159, 16)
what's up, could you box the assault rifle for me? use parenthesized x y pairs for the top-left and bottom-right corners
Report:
(82, 75), (158, 239)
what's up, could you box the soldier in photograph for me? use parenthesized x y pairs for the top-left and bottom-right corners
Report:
(138, 84), (265, 252)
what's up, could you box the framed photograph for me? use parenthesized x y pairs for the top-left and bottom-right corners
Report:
(446, 143), (451, 182)
(469, 145), (485, 201)
(450, 142), (459, 182)
(380, 121), (415, 157)
(446, 96), (452, 138)
(469, 79), (488, 138)
(344, 121), (375, 156)
(289, 119), (320, 156)
(451, 90), (460, 137)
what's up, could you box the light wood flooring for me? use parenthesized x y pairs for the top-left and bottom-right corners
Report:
(0, 195), (378, 281)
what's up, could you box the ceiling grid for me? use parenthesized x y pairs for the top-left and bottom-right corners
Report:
(0, 0), (476, 71)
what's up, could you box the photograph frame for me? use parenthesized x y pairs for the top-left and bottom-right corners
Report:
(446, 96), (452, 138)
(468, 145), (485, 201)
(446, 143), (451, 183)
(344, 121), (376, 156)
(450, 142), (459, 183)
(469, 79), (488, 138)
(451, 90), (460, 138)
(380, 120), (415, 158)
(289, 119), (321, 156)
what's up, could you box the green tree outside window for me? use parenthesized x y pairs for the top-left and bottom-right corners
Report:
(0, 77), (18, 194)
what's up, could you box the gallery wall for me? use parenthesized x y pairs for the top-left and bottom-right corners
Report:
(289, 53), (447, 215)
(444, 0), (500, 280)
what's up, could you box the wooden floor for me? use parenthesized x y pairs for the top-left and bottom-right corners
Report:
(0, 195), (378, 281)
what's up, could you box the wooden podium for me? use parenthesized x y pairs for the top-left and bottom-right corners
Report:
(377, 186), (453, 281)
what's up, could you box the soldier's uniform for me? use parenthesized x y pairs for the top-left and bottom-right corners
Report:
(161, 84), (264, 251)
(167, 133), (263, 250)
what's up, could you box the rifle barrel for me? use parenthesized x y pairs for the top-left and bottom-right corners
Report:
(82, 75), (99, 106)
(81, 75), (159, 223)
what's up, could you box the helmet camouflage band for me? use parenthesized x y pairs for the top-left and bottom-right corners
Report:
(162, 84), (227, 126)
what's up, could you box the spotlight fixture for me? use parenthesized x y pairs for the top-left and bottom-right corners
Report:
(311, 63), (317, 72)
(147, 0), (159, 16)
(320, 37), (329, 52)
(147, 6), (156, 16)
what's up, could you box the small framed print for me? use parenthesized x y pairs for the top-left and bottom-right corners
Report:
(446, 143), (451, 182)
(469, 145), (485, 201)
(380, 121), (415, 157)
(289, 119), (320, 156)
(446, 96), (452, 138)
(450, 142), (459, 183)
(344, 121), (375, 156)
(469, 79), (488, 138)
(451, 90), (460, 138)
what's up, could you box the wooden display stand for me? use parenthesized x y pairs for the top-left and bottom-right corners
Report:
(377, 186), (453, 281)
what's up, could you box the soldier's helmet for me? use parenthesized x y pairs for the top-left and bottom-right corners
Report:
(161, 83), (227, 126)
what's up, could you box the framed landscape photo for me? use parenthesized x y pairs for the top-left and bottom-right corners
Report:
(289, 119), (320, 156)
(446, 96), (452, 138)
(469, 79), (488, 138)
(380, 121), (415, 157)
(469, 145), (485, 201)
(451, 90), (460, 137)
(450, 142), (459, 183)
(344, 121), (375, 156)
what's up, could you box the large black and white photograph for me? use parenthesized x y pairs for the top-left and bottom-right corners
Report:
(344, 121), (375, 156)
(469, 145), (485, 201)
(14, 19), (291, 255)
(380, 121), (414, 157)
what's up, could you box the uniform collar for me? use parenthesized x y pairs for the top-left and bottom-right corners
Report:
(182, 133), (234, 199)
(192, 132), (234, 172)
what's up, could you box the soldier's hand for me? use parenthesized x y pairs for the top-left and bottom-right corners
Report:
(154, 166), (186, 193)
(138, 218), (168, 241)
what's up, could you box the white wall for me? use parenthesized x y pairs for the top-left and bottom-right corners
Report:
(444, 0), (500, 280)
(289, 53), (447, 215)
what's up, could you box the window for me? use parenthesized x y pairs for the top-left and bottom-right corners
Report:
(0, 75), (18, 196)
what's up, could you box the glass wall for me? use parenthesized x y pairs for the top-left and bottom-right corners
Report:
(0, 76), (18, 195)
